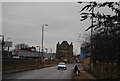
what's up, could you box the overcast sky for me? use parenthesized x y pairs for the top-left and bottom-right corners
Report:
(2, 1), (119, 54)
(2, 2), (90, 54)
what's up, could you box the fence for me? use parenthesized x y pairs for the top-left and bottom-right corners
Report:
(83, 58), (119, 79)
(93, 62), (118, 79)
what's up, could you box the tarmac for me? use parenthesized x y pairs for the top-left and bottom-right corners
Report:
(2, 63), (96, 79)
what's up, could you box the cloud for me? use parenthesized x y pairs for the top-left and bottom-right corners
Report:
(2, 2), (91, 54)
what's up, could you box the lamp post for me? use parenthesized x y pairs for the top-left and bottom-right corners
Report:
(36, 46), (40, 67)
(6, 38), (10, 57)
(41, 24), (48, 64)
(50, 48), (52, 59)
(0, 35), (4, 53)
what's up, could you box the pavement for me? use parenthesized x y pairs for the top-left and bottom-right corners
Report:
(74, 64), (96, 79)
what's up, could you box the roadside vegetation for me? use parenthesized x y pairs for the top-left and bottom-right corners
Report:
(78, 2), (120, 79)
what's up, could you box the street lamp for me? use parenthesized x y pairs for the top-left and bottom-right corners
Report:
(0, 35), (4, 52)
(41, 24), (48, 64)
(36, 46), (40, 67)
(50, 48), (52, 59)
(6, 37), (11, 57)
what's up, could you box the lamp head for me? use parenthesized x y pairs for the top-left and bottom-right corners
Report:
(44, 24), (48, 26)
(36, 46), (40, 47)
(78, 2), (82, 4)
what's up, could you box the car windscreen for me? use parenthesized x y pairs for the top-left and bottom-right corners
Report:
(59, 63), (65, 65)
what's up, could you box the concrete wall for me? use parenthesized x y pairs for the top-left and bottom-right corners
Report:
(83, 57), (119, 79)
(93, 62), (118, 79)
(2, 58), (59, 74)
(2, 58), (39, 72)
(83, 57), (90, 71)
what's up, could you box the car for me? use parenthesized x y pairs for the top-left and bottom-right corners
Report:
(57, 62), (67, 70)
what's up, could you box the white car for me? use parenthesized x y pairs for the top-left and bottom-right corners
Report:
(57, 62), (66, 70)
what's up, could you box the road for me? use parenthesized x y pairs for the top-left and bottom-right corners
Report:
(3, 64), (76, 79)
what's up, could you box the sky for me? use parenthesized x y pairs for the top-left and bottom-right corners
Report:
(1, 0), (120, 54)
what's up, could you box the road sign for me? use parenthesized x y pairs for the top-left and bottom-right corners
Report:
(4, 41), (12, 47)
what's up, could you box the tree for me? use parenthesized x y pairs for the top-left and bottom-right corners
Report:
(78, 1), (120, 78)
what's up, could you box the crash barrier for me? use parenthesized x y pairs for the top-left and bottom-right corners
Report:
(2, 58), (58, 74)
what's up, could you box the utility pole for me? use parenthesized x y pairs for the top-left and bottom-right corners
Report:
(50, 48), (52, 59)
(0, 35), (4, 60)
(90, 3), (94, 72)
(6, 38), (10, 57)
(0, 35), (4, 54)
(36, 46), (40, 67)
(78, 1), (95, 72)
(41, 24), (48, 64)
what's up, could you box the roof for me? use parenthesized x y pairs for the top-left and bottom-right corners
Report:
(60, 41), (69, 46)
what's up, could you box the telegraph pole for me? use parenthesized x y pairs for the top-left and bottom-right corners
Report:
(41, 24), (48, 64)
(78, 1), (95, 72)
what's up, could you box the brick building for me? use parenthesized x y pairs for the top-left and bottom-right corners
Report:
(56, 41), (73, 62)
